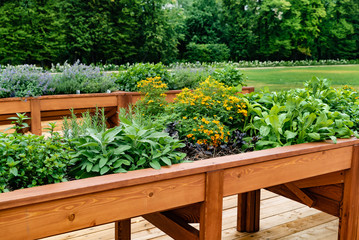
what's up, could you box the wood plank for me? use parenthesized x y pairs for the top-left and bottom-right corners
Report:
(199, 170), (224, 240)
(0, 99), (30, 114)
(306, 184), (343, 202)
(115, 219), (131, 240)
(293, 171), (345, 188)
(285, 182), (314, 207)
(237, 191), (260, 232)
(143, 212), (198, 240)
(0, 174), (205, 240)
(40, 96), (117, 111)
(30, 98), (42, 135)
(223, 146), (353, 196)
(165, 203), (201, 223)
(339, 144), (359, 239)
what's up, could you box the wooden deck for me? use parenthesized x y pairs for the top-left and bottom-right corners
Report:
(43, 190), (338, 240)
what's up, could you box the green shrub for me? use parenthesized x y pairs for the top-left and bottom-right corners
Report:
(0, 132), (73, 193)
(51, 60), (116, 94)
(69, 114), (186, 178)
(112, 62), (170, 92)
(185, 43), (230, 63)
(211, 65), (246, 87)
(167, 66), (212, 90)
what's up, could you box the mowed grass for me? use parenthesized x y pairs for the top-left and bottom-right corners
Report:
(242, 65), (359, 91)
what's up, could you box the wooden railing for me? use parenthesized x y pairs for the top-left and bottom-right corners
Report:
(0, 138), (358, 239)
(0, 87), (255, 135)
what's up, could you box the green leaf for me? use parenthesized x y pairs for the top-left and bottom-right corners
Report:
(10, 167), (18, 176)
(329, 136), (337, 143)
(100, 166), (110, 175)
(308, 133), (321, 140)
(149, 160), (161, 170)
(259, 126), (270, 137)
(99, 157), (108, 168)
(161, 157), (172, 166)
(284, 130), (297, 140)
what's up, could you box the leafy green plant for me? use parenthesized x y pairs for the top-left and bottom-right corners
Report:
(5, 113), (30, 133)
(70, 113), (186, 178)
(0, 132), (73, 193)
(211, 65), (247, 87)
(185, 43), (230, 63)
(112, 63), (170, 92)
(244, 84), (354, 149)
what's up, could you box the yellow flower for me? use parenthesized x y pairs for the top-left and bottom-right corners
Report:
(229, 116), (233, 120)
(187, 134), (193, 138)
(147, 100), (154, 104)
(183, 116), (187, 119)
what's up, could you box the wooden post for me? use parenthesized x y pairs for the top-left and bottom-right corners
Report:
(115, 219), (131, 240)
(199, 170), (224, 240)
(237, 190), (260, 232)
(30, 99), (41, 135)
(339, 144), (359, 239)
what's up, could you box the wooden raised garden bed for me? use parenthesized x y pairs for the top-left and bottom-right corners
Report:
(0, 87), (255, 135)
(0, 138), (358, 239)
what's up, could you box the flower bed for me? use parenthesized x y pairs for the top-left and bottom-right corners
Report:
(1, 77), (359, 239)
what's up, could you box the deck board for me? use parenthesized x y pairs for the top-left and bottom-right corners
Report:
(42, 190), (338, 240)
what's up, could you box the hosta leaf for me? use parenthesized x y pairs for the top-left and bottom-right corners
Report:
(100, 166), (110, 175)
(150, 160), (161, 170)
(161, 157), (172, 166)
(99, 157), (108, 168)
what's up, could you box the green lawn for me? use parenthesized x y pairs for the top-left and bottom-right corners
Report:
(242, 65), (359, 91)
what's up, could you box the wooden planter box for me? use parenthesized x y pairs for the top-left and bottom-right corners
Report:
(0, 87), (254, 135)
(1, 138), (359, 239)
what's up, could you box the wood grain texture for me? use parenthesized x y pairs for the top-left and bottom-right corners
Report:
(30, 98), (42, 135)
(339, 144), (359, 239)
(0, 99), (30, 114)
(199, 170), (224, 240)
(223, 146), (353, 196)
(237, 190), (260, 233)
(0, 174), (205, 240)
(143, 212), (199, 240)
(284, 183), (314, 207)
(40, 96), (118, 111)
(115, 219), (131, 240)
(292, 171), (345, 188)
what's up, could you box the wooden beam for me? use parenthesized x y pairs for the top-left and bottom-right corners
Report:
(30, 99), (41, 135)
(339, 144), (359, 239)
(237, 190), (260, 233)
(115, 219), (131, 240)
(0, 174), (205, 240)
(284, 183), (314, 207)
(143, 212), (199, 240)
(223, 146), (352, 196)
(199, 170), (224, 240)
(292, 171), (345, 188)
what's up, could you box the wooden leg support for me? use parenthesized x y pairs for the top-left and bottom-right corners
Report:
(237, 190), (260, 233)
(115, 219), (131, 240)
(199, 170), (224, 240)
(339, 144), (359, 239)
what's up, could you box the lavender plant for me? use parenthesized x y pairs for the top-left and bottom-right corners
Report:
(0, 65), (54, 98)
(50, 60), (116, 94)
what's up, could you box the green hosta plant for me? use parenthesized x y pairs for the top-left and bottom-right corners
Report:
(70, 115), (186, 178)
(245, 88), (354, 150)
